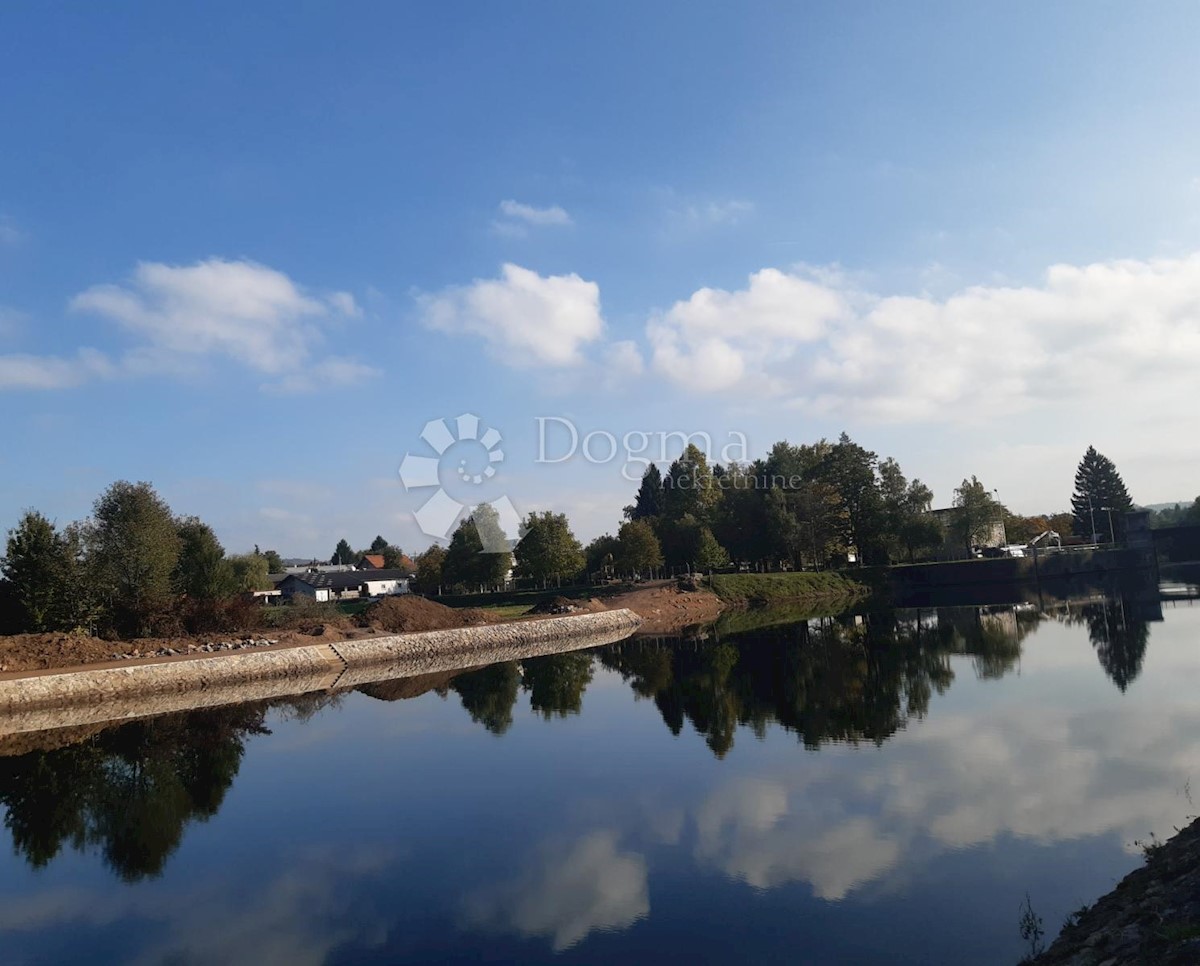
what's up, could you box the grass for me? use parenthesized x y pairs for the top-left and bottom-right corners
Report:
(708, 571), (869, 605)
(476, 603), (534, 620)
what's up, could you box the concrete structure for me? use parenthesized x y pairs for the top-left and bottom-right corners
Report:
(0, 610), (643, 736)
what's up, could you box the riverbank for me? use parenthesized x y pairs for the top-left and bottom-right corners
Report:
(0, 609), (643, 736)
(1031, 816), (1200, 965)
(708, 571), (870, 607)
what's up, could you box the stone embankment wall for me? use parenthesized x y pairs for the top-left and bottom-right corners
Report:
(0, 610), (642, 736)
(1032, 815), (1200, 965)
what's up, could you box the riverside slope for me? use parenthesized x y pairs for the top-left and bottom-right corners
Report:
(0, 609), (642, 736)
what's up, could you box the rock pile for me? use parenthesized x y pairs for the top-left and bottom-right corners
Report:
(110, 638), (280, 661)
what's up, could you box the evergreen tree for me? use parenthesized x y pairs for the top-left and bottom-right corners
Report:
(662, 444), (721, 524)
(624, 463), (665, 521)
(330, 539), (355, 565)
(2, 511), (71, 632)
(1070, 446), (1134, 542)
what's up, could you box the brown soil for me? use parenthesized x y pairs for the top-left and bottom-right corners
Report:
(605, 582), (725, 634)
(0, 584), (718, 676)
(360, 595), (496, 633)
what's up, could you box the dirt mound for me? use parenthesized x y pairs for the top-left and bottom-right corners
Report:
(526, 596), (609, 615)
(360, 596), (489, 633)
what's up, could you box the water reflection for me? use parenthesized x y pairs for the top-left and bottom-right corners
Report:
(600, 604), (1050, 756)
(0, 695), (339, 880)
(0, 585), (1168, 884)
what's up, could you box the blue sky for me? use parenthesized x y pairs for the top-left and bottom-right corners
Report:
(3, 2), (1200, 556)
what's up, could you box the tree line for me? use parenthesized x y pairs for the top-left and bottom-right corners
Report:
(1, 481), (281, 637)
(404, 438), (1147, 594)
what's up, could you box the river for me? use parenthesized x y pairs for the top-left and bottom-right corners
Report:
(1, 575), (1198, 964)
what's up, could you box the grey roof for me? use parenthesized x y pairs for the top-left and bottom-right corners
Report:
(281, 569), (410, 591)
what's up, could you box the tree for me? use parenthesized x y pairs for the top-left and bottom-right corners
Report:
(585, 534), (621, 578)
(662, 444), (721, 524)
(514, 512), (585, 586)
(330, 539), (355, 566)
(711, 462), (770, 565)
(227, 554), (272, 592)
(89, 481), (181, 635)
(2, 510), (72, 632)
(1071, 446), (1134, 543)
(441, 509), (511, 592)
(659, 514), (728, 571)
(615, 520), (664, 576)
(365, 535), (404, 568)
(261, 549), (284, 574)
(414, 545), (447, 593)
(808, 433), (885, 563)
(173, 517), (235, 600)
(624, 463), (665, 521)
(951, 477), (1005, 551)
(878, 458), (936, 562)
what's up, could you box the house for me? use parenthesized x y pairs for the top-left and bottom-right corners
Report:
(358, 553), (417, 575)
(928, 507), (1007, 559)
(278, 568), (411, 602)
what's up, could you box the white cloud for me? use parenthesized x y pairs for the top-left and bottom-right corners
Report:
(264, 356), (380, 394)
(648, 267), (847, 391)
(682, 199), (754, 226)
(602, 339), (645, 381)
(498, 199), (572, 227)
(0, 349), (114, 390)
(71, 258), (350, 374)
(419, 263), (605, 367)
(0, 258), (375, 393)
(463, 829), (648, 951)
(647, 254), (1200, 422)
(0, 846), (393, 965)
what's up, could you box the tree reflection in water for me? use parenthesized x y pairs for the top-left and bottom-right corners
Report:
(0, 591), (1157, 879)
(0, 705), (268, 880)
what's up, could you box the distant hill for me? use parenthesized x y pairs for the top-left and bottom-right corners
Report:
(1141, 501), (1196, 512)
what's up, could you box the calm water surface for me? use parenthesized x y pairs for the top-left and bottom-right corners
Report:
(2, 579), (1199, 964)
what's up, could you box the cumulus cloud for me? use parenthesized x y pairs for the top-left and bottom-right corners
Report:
(419, 263), (605, 367)
(463, 829), (649, 951)
(0, 258), (375, 393)
(647, 254), (1200, 421)
(71, 258), (359, 375)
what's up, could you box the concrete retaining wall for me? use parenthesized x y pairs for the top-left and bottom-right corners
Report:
(0, 609), (642, 737)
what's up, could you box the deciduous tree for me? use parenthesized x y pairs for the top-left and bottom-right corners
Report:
(514, 512), (585, 586)
(89, 481), (181, 635)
